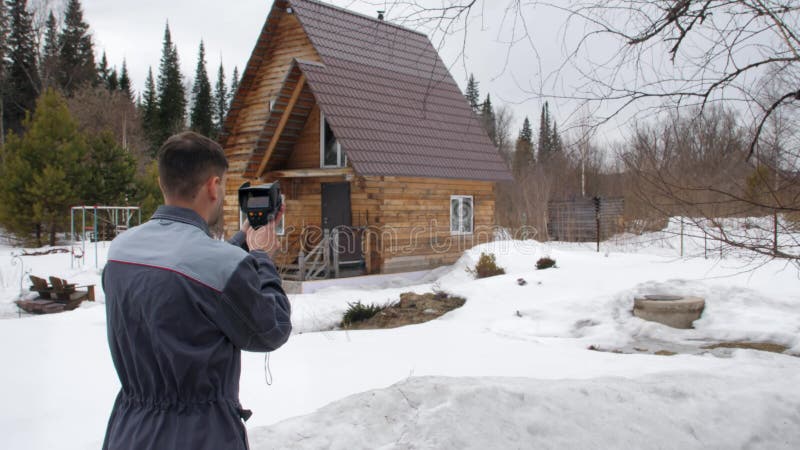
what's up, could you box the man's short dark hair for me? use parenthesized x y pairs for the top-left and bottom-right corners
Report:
(158, 132), (229, 200)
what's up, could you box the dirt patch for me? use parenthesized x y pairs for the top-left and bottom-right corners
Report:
(588, 339), (794, 358)
(701, 342), (788, 354)
(343, 292), (466, 330)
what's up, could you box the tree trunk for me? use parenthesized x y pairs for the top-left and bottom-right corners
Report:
(49, 221), (56, 247)
(35, 224), (42, 248)
(773, 211), (779, 256)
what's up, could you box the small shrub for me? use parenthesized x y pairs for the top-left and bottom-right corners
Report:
(536, 257), (556, 270)
(431, 282), (449, 300)
(468, 252), (506, 279)
(341, 301), (386, 327)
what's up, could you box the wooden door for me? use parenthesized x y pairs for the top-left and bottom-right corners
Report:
(321, 182), (361, 263)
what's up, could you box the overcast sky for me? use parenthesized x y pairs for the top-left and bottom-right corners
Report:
(74, 0), (622, 143)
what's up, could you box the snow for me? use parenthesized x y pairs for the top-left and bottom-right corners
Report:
(1, 222), (799, 449)
(251, 373), (800, 450)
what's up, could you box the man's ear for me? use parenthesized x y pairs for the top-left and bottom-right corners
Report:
(207, 176), (222, 201)
(157, 177), (168, 203)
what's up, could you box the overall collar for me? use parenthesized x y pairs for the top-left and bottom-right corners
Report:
(151, 205), (211, 237)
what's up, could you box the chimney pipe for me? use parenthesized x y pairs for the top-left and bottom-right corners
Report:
(377, 10), (385, 21)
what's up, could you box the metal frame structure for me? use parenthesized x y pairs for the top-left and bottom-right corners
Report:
(70, 206), (142, 268)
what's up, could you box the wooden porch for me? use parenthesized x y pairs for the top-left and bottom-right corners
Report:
(276, 227), (371, 281)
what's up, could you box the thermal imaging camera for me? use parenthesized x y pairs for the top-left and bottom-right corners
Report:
(238, 181), (282, 230)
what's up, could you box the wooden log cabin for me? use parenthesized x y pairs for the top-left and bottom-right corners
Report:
(219, 0), (512, 280)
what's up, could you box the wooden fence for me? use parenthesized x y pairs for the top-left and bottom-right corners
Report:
(547, 197), (625, 243)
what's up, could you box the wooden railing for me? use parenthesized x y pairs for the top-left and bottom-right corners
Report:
(278, 227), (367, 281)
(280, 229), (332, 281)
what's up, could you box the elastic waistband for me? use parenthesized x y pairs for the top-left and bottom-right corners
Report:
(116, 393), (252, 421)
(118, 393), (235, 410)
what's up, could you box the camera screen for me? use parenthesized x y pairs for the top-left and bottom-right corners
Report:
(247, 195), (271, 208)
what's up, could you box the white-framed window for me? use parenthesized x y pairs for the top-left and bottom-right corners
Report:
(450, 195), (474, 235)
(320, 113), (347, 168)
(239, 194), (285, 236)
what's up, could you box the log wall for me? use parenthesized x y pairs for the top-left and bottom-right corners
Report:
(223, 11), (320, 238)
(261, 174), (496, 275)
(361, 176), (496, 273)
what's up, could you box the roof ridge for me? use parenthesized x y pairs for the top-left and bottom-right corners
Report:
(289, 0), (429, 38)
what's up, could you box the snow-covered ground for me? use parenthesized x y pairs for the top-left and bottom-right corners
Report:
(1, 224), (799, 449)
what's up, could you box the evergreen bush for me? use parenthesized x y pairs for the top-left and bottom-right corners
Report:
(341, 301), (385, 327)
(468, 252), (506, 279)
(536, 257), (557, 270)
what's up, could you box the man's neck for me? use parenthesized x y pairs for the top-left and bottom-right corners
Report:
(164, 200), (209, 224)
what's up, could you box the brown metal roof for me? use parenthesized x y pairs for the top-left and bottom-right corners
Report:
(245, 0), (512, 182)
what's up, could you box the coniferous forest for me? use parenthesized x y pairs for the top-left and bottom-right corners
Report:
(0, 0), (796, 263)
(0, 0), (239, 246)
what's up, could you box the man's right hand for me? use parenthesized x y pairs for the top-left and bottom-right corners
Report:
(245, 204), (284, 256)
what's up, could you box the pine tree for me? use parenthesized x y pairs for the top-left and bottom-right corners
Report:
(212, 61), (227, 138)
(40, 11), (60, 89)
(190, 41), (213, 137)
(140, 66), (159, 155)
(0, 89), (87, 246)
(118, 59), (133, 100)
(58, 0), (96, 94)
(480, 94), (497, 146)
(156, 23), (186, 146)
(5, 0), (41, 136)
(228, 66), (239, 109)
(133, 160), (162, 218)
(465, 73), (480, 113)
(84, 130), (136, 205)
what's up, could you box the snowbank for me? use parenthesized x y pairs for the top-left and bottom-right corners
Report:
(250, 371), (800, 450)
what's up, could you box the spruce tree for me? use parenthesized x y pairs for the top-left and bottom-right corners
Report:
(465, 73), (480, 113)
(519, 116), (533, 143)
(552, 121), (563, 154)
(5, 0), (40, 136)
(0, 0), (9, 144)
(97, 51), (109, 86)
(213, 61), (227, 138)
(228, 66), (239, 109)
(40, 11), (59, 89)
(106, 67), (119, 91)
(58, 0), (96, 94)
(538, 102), (552, 161)
(480, 94), (497, 146)
(513, 117), (535, 177)
(141, 66), (159, 155)
(118, 59), (133, 100)
(156, 23), (186, 146)
(190, 40), (213, 137)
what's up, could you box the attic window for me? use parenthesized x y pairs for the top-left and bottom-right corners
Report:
(450, 195), (474, 235)
(320, 113), (346, 168)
